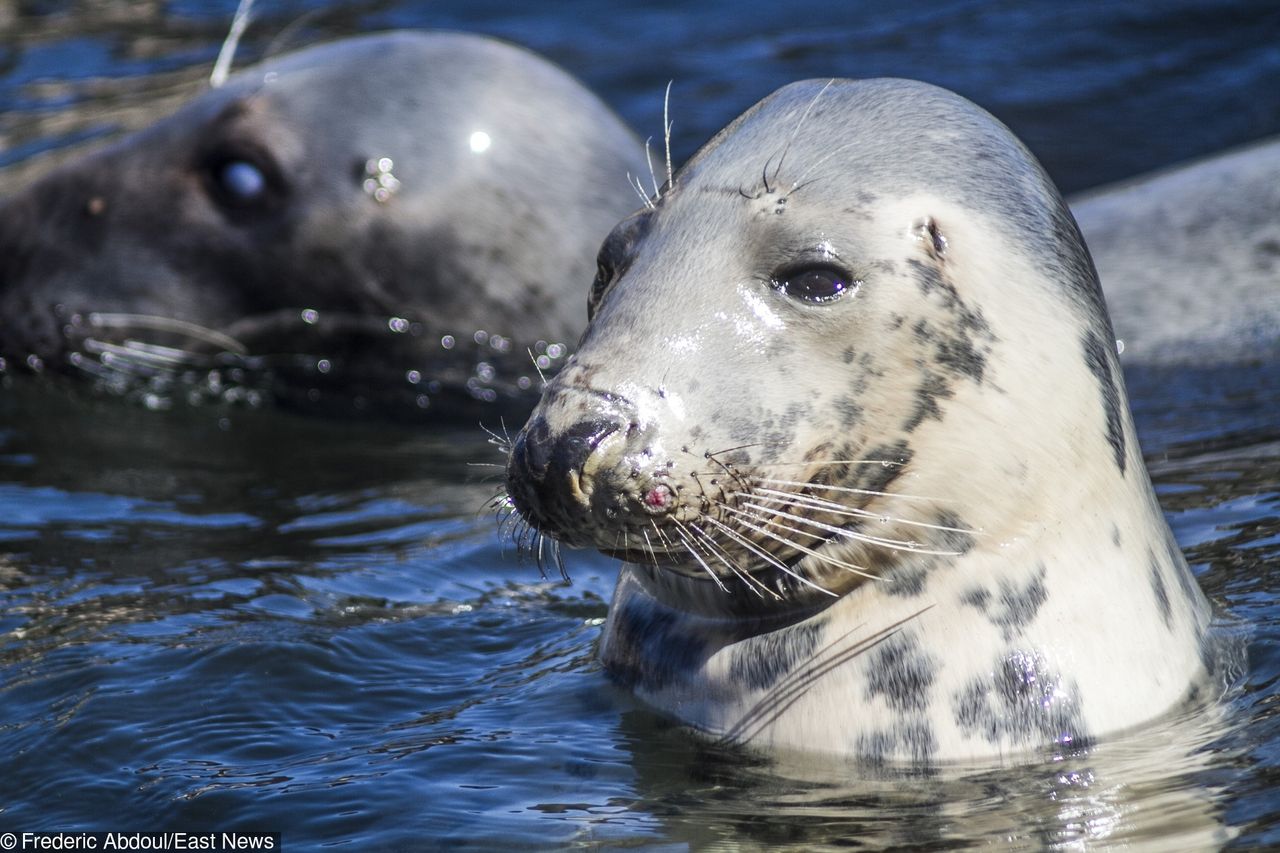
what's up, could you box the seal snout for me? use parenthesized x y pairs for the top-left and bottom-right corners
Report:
(506, 413), (628, 544)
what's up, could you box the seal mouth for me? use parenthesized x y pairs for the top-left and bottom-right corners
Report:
(9, 306), (564, 418)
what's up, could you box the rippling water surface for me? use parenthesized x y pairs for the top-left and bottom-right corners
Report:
(1, 1), (1278, 849)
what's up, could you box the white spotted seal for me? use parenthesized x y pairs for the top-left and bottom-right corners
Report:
(0, 31), (648, 416)
(503, 79), (1217, 763)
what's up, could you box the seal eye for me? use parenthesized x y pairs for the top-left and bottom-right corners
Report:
(215, 160), (267, 204)
(201, 145), (284, 214)
(773, 264), (857, 304)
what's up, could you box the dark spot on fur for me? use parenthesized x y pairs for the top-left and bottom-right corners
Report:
(856, 633), (938, 765)
(903, 371), (953, 432)
(935, 333), (987, 382)
(986, 564), (1048, 640)
(728, 619), (824, 692)
(1111, 525), (1121, 547)
(961, 586), (991, 611)
(855, 720), (937, 767)
(953, 650), (1089, 750)
(833, 394), (863, 425)
(1082, 330), (1126, 474)
(841, 346), (856, 364)
(838, 441), (913, 494)
(1149, 552), (1173, 630)
(865, 632), (936, 713)
(885, 561), (930, 597)
(934, 510), (975, 555)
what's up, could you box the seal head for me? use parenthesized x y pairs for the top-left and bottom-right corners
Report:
(0, 31), (647, 415)
(505, 79), (1215, 762)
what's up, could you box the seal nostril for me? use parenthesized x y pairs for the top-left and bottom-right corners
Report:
(550, 418), (619, 478)
(519, 417), (555, 477)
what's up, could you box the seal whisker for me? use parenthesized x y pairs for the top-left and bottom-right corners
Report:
(754, 476), (949, 504)
(739, 501), (960, 556)
(663, 80), (674, 195)
(747, 486), (968, 535)
(626, 172), (657, 210)
(679, 519), (776, 599)
(644, 136), (662, 199)
(701, 515), (812, 597)
(723, 607), (933, 745)
(719, 504), (882, 582)
(671, 522), (731, 593)
(773, 77), (834, 188)
(87, 313), (250, 355)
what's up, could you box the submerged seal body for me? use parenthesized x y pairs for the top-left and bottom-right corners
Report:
(0, 31), (647, 414)
(505, 79), (1216, 763)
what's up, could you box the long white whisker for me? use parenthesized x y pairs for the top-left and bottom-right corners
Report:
(775, 78), (833, 186)
(738, 502), (960, 556)
(720, 506), (881, 582)
(626, 172), (657, 210)
(671, 523), (730, 593)
(753, 476), (949, 504)
(680, 520), (774, 600)
(644, 136), (661, 198)
(747, 487), (976, 536)
(663, 80), (674, 193)
(715, 511), (856, 589)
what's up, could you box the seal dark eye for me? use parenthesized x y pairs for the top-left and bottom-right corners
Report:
(772, 264), (858, 304)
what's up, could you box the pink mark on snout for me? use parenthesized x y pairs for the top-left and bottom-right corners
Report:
(643, 483), (673, 510)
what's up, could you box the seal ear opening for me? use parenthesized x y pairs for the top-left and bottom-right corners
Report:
(914, 217), (948, 261)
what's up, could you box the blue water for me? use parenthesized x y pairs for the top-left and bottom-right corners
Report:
(1, 1), (1279, 849)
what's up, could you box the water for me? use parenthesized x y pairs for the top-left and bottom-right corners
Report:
(1, 1), (1279, 849)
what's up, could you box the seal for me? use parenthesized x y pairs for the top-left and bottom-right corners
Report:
(0, 31), (648, 416)
(1072, 136), (1280, 365)
(503, 78), (1217, 763)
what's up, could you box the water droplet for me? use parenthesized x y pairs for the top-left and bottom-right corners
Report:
(516, 376), (532, 390)
(535, 355), (551, 370)
(416, 395), (431, 409)
(1115, 339), (1125, 355)
(25, 354), (43, 372)
(388, 317), (409, 333)
(474, 330), (489, 345)
(441, 335), (455, 350)
(301, 308), (320, 325)
(316, 359), (332, 374)
(546, 343), (565, 359)
(476, 362), (495, 382)
(406, 369), (422, 385)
